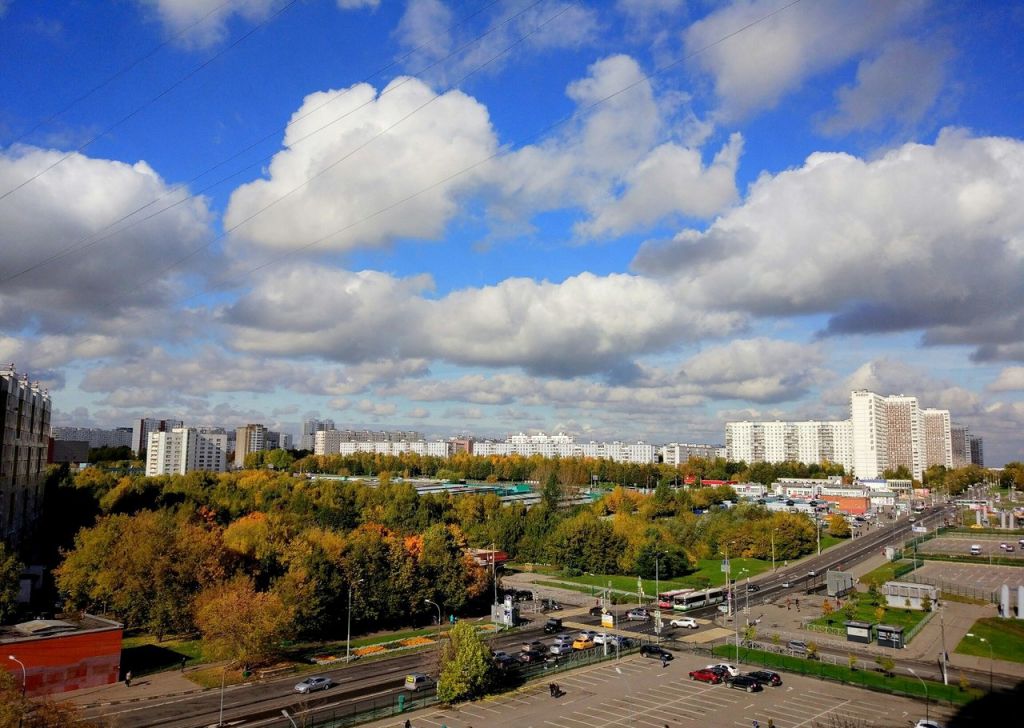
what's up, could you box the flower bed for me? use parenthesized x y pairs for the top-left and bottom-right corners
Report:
(400, 636), (435, 647)
(354, 644), (386, 656)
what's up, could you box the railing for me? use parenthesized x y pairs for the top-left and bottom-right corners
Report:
(902, 574), (997, 603)
(903, 606), (937, 642)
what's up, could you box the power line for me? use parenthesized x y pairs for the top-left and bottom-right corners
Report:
(0, 0), (513, 285)
(0, 0), (304, 203)
(5, 0), (243, 147)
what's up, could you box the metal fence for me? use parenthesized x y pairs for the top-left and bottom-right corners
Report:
(902, 573), (997, 603)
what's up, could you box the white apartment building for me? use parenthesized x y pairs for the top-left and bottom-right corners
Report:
(725, 421), (853, 472)
(885, 395), (923, 481)
(131, 418), (183, 455)
(660, 443), (720, 465)
(921, 408), (953, 469)
(465, 434), (658, 464)
(850, 390), (888, 480)
(146, 427), (228, 476)
(52, 426), (133, 449)
(315, 436), (451, 458)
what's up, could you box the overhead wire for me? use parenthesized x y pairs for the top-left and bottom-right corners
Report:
(5, 0), (245, 148)
(0, 0), (514, 286)
(0, 0), (304, 203)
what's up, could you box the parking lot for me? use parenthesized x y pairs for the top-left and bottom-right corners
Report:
(912, 560), (1024, 592)
(364, 653), (954, 728)
(918, 536), (1024, 560)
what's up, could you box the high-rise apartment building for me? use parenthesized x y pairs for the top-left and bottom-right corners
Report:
(950, 424), (970, 468)
(723, 420), (853, 471)
(660, 443), (721, 465)
(884, 395), (922, 481)
(146, 428), (228, 476)
(1, 364), (51, 543)
(131, 418), (183, 455)
(921, 409), (953, 469)
(970, 436), (984, 467)
(300, 419), (335, 451)
(850, 390), (888, 480)
(234, 423), (268, 468)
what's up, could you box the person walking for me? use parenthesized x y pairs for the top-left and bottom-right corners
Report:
(124, 670), (132, 688)
(404, 720), (411, 728)
(661, 654), (668, 668)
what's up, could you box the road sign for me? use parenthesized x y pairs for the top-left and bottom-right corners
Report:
(721, 559), (730, 573)
(654, 609), (662, 634)
(601, 612), (615, 629)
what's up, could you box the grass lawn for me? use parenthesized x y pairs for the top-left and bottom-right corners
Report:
(808, 592), (929, 633)
(956, 618), (1024, 663)
(860, 560), (914, 588)
(712, 645), (980, 705)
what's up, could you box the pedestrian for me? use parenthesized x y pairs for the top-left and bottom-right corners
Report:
(768, 719), (775, 728)
(786, 598), (791, 611)
(753, 720), (759, 728)
(404, 720), (411, 728)
(661, 654), (668, 668)
(124, 670), (132, 688)
(796, 598), (800, 612)
(180, 656), (187, 671)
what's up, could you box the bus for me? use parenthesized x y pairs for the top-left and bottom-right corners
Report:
(671, 587), (727, 612)
(656, 589), (691, 609)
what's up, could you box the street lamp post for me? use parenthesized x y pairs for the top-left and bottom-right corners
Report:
(425, 599), (442, 657)
(908, 668), (928, 723)
(7, 655), (26, 696)
(770, 529), (777, 572)
(346, 578), (364, 662)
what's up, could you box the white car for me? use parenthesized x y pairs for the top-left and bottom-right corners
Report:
(294, 676), (332, 693)
(593, 633), (613, 645)
(706, 663), (739, 677)
(670, 617), (698, 629)
(913, 721), (943, 728)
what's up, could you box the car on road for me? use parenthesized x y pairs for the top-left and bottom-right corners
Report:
(543, 617), (563, 634)
(577, 629), (598, 640)
(746, 583), (760, 593)
(517, 650), (546, 664)
(552, 633), (572, 645)
(706, 663), (739, 677)
(1007, 545), (1016, 552)
(541, 598), (563, 610)
(549, 642), (572, 656)
(1019, 538), (1024, 548)
(782, 581), (792, 588)
(294, 676), (332, 693)
(626, 608), (651, 621)
(521, 640), (545, 652)
(639, 644), (673, 660)
(688, 668), (722, 684)
(913, 721), (943, 728)
(746, 669), (782, 686)
(593, 632), (613, 645)
(807, 570), (817, 577)
(787, 639), (808, 654)
(572, 636), (595, 650)
(493, 652), (518, 669)
(404, 673), (435, 692)
(588, 605), (605, 616)
(725, 675), (762, 692)
(670, 617), (698, 629)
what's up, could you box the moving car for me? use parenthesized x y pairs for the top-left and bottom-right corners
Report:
(521, 640), (545, 652)
(725, 675), (762, 692)
(787, 640), (808, 654)
(543, 617), (563, 634)
(552, 633), (572, 645)
(706, 663), (739, 677)
(670, 617), (698, 629)
(593, 632), (612, 645)
(746, 669), (782, 686)
(549, 642), (572, 656)
(970, 544), (982, 555)
(404, 673), (435, 692)
(493, 652), (518, 669)
(782, 581), (792, 588)
(294, 676), (332, 693)
(688, 668), (722, 684)
(517, 650), (546, 664)
(572, 636), (595, 650)
(626, 608), (651, 621)
(639, 644), (673, 660)
(589, 605), (605, 616)
(746, 583), (760, 593)
(541, 598), (562, 610)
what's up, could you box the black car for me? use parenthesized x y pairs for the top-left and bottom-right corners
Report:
(746, 670), (782, 686)
(746, 583), (760, 593)
(726, 675), (763, 692)
(515, 589), (534, 601)
(639, 644), (673, 660)
(543, 617), (563, 634)
(588, 605), (604, 616)
(517, 650), (545, 664)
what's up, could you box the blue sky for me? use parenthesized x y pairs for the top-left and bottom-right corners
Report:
(2, 0), (1023, 465)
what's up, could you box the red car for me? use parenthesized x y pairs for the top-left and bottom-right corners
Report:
(688, 668), (722, 684)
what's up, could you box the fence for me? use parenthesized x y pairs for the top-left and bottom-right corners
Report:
(902, 573), (997, 603)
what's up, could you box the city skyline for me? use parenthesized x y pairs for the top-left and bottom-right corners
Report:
(2, 2), (1023, 466)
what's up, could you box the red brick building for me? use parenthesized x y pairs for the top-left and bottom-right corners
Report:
(2, 615), (122, 697)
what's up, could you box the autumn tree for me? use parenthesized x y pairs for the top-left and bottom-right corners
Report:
(828, 514), (851, 538)
(0, 542), (23, 623)
(0, 670), (107, 728)
(194, 576), (294, 665)
(437, 621), (494, 703)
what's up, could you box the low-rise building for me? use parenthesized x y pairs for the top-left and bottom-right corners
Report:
(883, 581), (937, 611)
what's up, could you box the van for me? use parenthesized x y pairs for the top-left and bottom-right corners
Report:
(404, 673), (435, 692)
(970, 544), (982, 556)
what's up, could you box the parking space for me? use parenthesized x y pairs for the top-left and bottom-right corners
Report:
(919, 536), (1024, 559)
(913, 561), (1024, 591)
(363, 653), (955, 728)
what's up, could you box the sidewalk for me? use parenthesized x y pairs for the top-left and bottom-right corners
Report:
(61, 667), (204, 708)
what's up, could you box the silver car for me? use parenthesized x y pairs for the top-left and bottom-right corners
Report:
(294, 676), (332, 693)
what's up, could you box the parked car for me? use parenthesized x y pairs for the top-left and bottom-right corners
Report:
(787, 640), (808, 654)
(517, 650), (546, 664)
(639, 644), (673, 660)
(515, 589), (534, 601)
(572, 636), (595, 650)
(670, 617), (698, 629)
(913, 721), (943, 728)
(706, 663), (739, 677)
(626, 608), (650, 621)
(541, 598), (562, 610)
(1007, 545), (1016, 552)
(688, 668), (722, 684)
(782, 581), (792, 588)
(493, 652), (518, 669)
(543, 617), (563, 634)
(746, 669), (782, 686)
(577, 630), (598, 640)
(549, 642), (572, 656)
(593, 632), (612, 645)
(588, 605), (605, 616)
(404, 673), (435, 692)
(725, 675), (763, 692)
(294, 676), (332, 693)
(521, 640), (545, 653)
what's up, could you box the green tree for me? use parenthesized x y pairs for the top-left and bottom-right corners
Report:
(921, 593), (933, 612)
(822, 600), (835, 624)
(842, 600), (857, 622)
(194, 576), (294, 665)
(0, 542), (23, 624)
(264, 449), (295, 471)
(827, 514), (851, 538)
(875, 655), (895, 676)
(437, 621), (494, 703)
